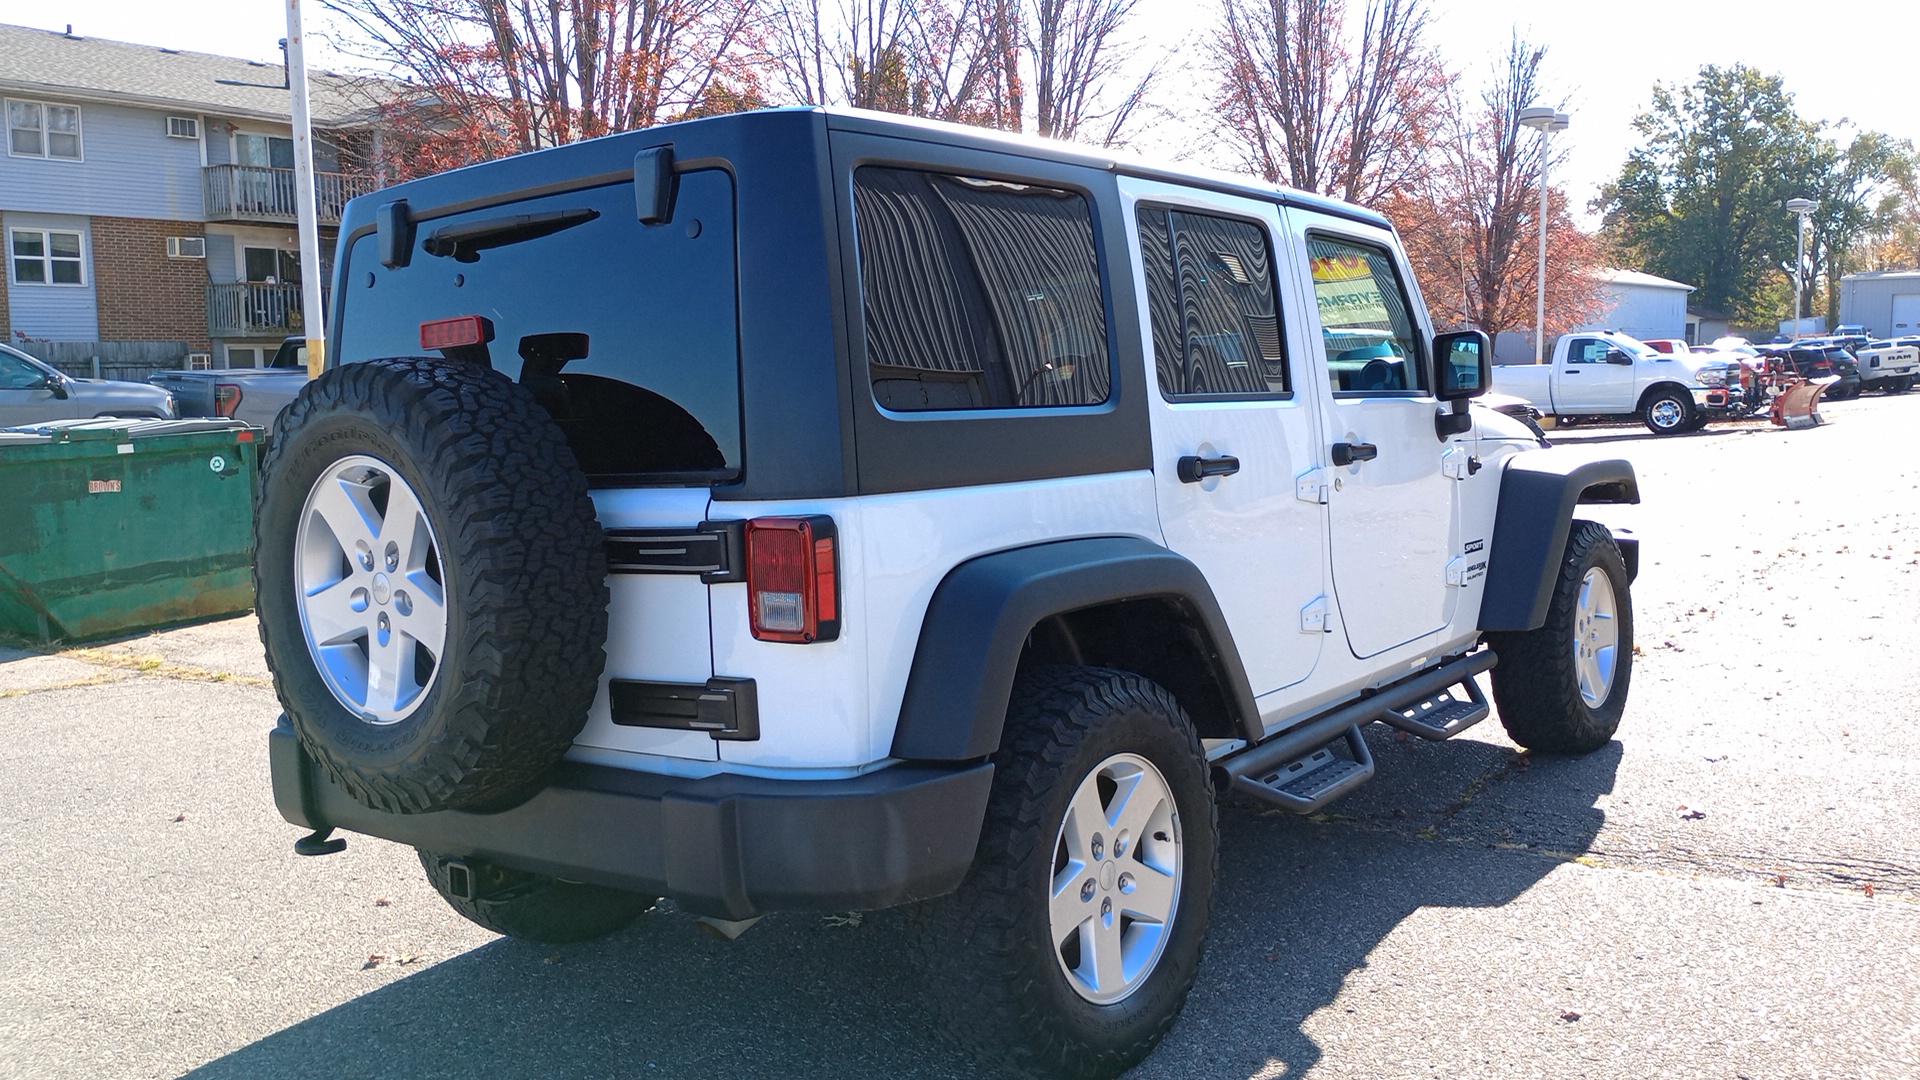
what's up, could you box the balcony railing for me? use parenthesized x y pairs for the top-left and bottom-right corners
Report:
(207, 282), (329, 338)
(202, 164), (375, 225)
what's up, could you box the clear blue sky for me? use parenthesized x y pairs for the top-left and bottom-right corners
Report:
(6, 0), (1915, 225)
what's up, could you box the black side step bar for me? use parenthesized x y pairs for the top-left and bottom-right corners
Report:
(1377, 676), (1490, 741)
(1216, 650), (1498, 813)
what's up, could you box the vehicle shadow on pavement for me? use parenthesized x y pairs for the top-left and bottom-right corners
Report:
(180, 735), (1619, 1080)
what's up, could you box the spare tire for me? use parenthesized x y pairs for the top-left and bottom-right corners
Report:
(255, 356), (608, 814)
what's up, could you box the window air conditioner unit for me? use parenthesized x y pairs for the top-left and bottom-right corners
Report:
(167, 116), (199, 139)
(167, 236), (206, 259)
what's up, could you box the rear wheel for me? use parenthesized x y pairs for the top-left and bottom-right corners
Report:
(924, 667), (1217, 1080)
(417, 849), (654, 943)
(1486, 520), (1632, 754)
(1885, 375), (1913, 393)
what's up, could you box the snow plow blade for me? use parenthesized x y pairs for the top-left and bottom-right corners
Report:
(1771, 376), (1839, 430)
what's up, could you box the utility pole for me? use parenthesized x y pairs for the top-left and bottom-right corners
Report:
(1519, 107), (1571, 365)
(1786, 198), (1817, 340)
(286, 0), (326, 379)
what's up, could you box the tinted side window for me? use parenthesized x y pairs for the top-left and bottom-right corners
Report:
(1308, 235), (1426, 394)
(1138, 205), (1288, 398)
(853, 166), (1109, 411)
(337, 171), (740, 483)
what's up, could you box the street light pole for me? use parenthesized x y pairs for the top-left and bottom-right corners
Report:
(286, 0), (326, 379)
(1520, 107), (1571, 365)
(1786, 198), (1817, 340)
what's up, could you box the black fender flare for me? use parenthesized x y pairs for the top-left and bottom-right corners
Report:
(1479, 453), (1640, 632)
(888, 536), (1262, 761)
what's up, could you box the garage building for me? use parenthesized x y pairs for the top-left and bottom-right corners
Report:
(1838, 271), (1920, 337)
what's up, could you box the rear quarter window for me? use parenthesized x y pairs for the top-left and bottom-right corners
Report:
(852, 166), (1110, 411)
(336, 170), (740, 484)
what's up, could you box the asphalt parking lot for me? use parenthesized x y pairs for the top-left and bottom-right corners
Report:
(3, 395), (1918, 1080)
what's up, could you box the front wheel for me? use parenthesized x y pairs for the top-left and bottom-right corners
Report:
(1641, 389), (1694, 435)
(1486, 520), (1632, 753)
(417, 849), (655, 943)
(924, 667), (1217, 1079)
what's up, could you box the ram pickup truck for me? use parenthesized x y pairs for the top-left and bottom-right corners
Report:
(149, 338), (310, 433)
(1492, 331), (1742, 434)
(1843, 340), (1917, 393)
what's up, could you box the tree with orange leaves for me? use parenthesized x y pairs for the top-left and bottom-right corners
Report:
(325, 0), (764, 180)
(1388, 35), (1603, 341)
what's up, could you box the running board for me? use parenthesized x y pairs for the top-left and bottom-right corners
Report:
(1377, 676), (1489, 741)
(1216, 650), (1498, 814)
(1228, 725), (1374, 813)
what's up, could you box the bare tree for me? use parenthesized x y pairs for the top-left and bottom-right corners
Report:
(1212, 0), (1447, 206)
(1390, 36), (1602, 340)
(760, 0), (1155, 143)
(325, 0), (762, 176)
(1029, 0), (1155, 142)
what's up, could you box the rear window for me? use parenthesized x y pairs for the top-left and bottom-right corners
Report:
(852, 166), (1110, 411)
(336, 170), (740, 483)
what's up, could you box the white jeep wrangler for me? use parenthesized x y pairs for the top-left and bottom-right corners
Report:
(258, 108), (1639, 1079)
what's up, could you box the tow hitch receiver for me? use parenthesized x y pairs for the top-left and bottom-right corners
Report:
(442, 858), (535, 902)
(293, 828), (346, 856)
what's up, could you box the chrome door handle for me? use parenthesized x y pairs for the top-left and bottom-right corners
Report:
(1331, 442), (1378, 466)
(1177, 454), (1241, 483)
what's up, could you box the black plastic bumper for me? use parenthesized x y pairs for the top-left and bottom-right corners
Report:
(269, 720), (994, 920)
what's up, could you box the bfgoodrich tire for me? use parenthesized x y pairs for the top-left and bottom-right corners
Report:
(923, 667), (1217, 1080)
(1486, 520), (1632, 754)
(418, 850), (654, 943)
(255, 357), (608, 814)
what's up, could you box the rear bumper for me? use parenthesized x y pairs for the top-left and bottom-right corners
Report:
(269, 719), (993, 920)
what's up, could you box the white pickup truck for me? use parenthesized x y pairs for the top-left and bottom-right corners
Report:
(1492, 331), (1741, 435)
(1849, 340), (1918, 393)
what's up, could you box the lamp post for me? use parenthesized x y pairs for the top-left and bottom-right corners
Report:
(1786, 198), (1817, 340)
(1519, 106), (1570, 364)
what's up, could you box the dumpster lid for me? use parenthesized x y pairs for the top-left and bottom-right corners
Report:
(1, 417), (256, 442)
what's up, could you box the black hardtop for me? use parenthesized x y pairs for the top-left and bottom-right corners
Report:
(327, 108), (1391, 502)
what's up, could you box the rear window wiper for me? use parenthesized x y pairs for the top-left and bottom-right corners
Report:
(423, 208), (600, 262)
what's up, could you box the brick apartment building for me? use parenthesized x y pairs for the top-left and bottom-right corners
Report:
(0, 24), (393, 369)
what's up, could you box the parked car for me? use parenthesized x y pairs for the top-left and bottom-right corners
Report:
(0, 342), (176, 427)
(253, 107), (1642, 1080)
(1491, 330), (1744, 434)
(1758, 345), (1864, 399)
(149, 337), (310, 433)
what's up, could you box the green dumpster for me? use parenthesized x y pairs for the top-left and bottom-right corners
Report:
(0, 418), (258, 642)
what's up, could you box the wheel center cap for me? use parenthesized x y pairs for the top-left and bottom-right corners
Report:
(1100, 862), (1118, 891)
(371, 572), (392, 606)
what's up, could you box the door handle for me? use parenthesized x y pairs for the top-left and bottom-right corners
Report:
(1177, 454), (1241, 483)
(1564, 368), (1581, 374)
(1331, 442), (1378, 466)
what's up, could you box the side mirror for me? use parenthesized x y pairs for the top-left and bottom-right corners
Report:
(1432, 330), (1491, 401)
(1608, 349), (1636, 365)
(43, 374), (70, 399)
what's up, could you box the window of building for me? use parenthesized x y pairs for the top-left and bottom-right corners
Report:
(6, 99), (82, 160)
(10, 229), (85, 286)
(1137, 205), (1290, 398)
(853, 166), (1110, 412)
(1307, 234), (1426, 394)
(167, 116), (199, 139)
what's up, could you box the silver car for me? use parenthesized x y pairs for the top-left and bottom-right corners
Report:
(0, 343), (176, 426)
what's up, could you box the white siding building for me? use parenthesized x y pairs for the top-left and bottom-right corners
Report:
(1838, 272), (1920, 337)
(1575, 269), (1695, 341)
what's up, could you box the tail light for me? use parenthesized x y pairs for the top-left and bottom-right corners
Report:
(420, 315), (492, 351)
(746, 517), (840, 643)
(213, 383), (243, 417)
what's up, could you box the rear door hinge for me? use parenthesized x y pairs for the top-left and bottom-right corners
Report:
(1295, 468), (1331, 504)
(1300, 595), (1331, 633)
